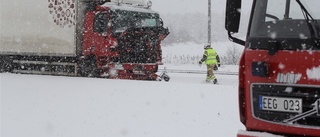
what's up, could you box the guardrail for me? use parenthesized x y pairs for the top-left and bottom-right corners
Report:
(158, 69), (238, 75)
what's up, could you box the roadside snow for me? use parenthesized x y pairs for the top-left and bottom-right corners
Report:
(162, 42), (243, 57)
(0, 42), (247, 137)
(1, 69), (244, 137)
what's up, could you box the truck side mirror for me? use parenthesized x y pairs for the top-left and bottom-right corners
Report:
(225, 0), (241, 33)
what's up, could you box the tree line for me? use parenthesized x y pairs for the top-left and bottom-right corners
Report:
(161, 12), (249, 45)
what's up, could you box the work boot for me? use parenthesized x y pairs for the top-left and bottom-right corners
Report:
(213, 78), (218, 84)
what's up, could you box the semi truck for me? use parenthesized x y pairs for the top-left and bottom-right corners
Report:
(0, 0), (170, 81)
(225, 0), (320, 136)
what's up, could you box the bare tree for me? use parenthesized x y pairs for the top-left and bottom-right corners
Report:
(220, 45), (243, 65)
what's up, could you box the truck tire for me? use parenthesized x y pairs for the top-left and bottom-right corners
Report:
(79, 56), (99, 77)
(163, 75), (170, 82)
(0, 56), (13, 73)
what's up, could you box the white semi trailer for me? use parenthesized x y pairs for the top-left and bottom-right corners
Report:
(0, 0), (170, 81)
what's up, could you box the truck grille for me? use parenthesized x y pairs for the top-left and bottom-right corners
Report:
(119, 42), (156, 63)
(118, 36), (157, 64)
(251, 84), (320, 128)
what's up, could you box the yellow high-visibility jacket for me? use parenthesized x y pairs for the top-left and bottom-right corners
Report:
(201, 47), (217, 65)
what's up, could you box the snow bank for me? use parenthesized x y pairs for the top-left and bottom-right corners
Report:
(163, 42), (242, 57)
(162, 42), (244, 65)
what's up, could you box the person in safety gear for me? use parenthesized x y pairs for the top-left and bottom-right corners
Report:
(199, 44), (220, 83)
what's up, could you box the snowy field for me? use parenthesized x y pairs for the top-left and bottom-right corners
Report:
(1, 43), (246, 137)
(1, 69), (244, 137)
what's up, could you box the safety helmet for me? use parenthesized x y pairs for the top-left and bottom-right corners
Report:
(204, 44), (211, 49)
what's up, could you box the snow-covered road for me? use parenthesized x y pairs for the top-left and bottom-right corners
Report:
(1, 65), (245, 137)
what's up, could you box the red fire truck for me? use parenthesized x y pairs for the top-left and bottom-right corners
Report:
(225, 0), (320, 136)
(0, 0), (169, 81)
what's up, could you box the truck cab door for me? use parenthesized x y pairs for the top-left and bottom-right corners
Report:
(83, 11), (112, 57)
(93, 12), (110, 56)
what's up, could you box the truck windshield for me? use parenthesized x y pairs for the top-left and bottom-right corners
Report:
(250, 0), (320, 40)
(110, 10), (161, 33)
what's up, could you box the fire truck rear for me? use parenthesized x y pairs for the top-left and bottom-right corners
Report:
(225, 0), (320, 136)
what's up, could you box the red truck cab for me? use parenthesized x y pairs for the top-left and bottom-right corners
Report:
(225, 0), (320, 136)
(79, 1), (169, 80)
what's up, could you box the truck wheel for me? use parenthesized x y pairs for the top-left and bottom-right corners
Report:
(163, 75), (170, 82)
(79, 57), (99, 77)
(0, 56), (13, 73)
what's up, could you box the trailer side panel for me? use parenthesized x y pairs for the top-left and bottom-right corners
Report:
(0, 0), (76, 56)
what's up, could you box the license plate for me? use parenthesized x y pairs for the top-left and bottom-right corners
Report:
(259, 96), (302, 113)
(133, 65), (145, 74)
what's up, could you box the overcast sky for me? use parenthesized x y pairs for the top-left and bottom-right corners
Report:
(151, 0), (252, 14)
